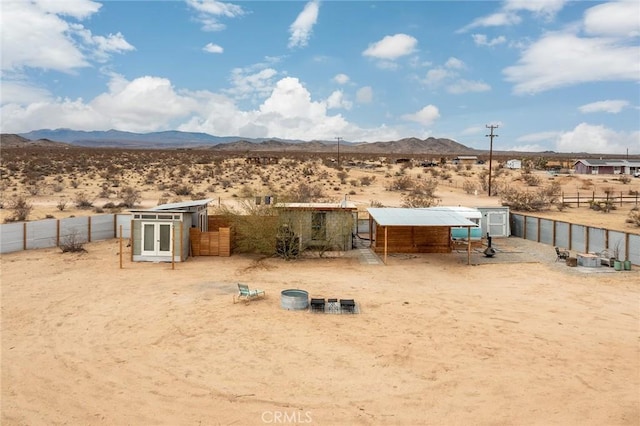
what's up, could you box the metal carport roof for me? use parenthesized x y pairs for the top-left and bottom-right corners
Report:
(367, 208), (477, 227)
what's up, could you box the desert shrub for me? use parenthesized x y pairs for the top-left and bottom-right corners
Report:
(59, 230), (87, 253)
(619, 175), (631, 184)
(288, 182), (324, 202)
(500, 182), (560, 211)
(360, 176), (375, 186)
(626, 208), (640, 227)
(522, 172), (542, 187)
(74, 192), (94, 209)
(119, 186), (141, 208)
(172, 183), (192, 196)
(5, 195), (32, 222)
(337, 170), (349, 184)
(387, 175), (414, 191)
(401, 178), (439, 208)
(215, 202), (280, 256)
(462, 179), (478, 195)
(589, 200), (616, 213)
(56, 199), (68, 211)
(370, 200), (384, 207)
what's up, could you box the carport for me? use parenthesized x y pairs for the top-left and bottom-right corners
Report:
(367, 208), (478, 265)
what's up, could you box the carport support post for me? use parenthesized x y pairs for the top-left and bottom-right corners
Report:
(171, 225), (175, 270)
(467, 227), (471, 265)
(384, 226), (388, 265)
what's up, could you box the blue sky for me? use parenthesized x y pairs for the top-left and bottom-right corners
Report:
(1, 0), (639, 153)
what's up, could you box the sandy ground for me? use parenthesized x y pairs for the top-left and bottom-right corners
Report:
(1, 236), (639, 425)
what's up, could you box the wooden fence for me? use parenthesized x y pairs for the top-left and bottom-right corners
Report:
(561, 191), (639, 207)
(189, 227), (231, 256)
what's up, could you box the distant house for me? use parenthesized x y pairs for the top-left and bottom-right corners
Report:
(275, 201), (358, 251)
(130, 199), (212, 262)
(505, 159), (522, 169)
(452, 156), (478, 165)
(574, 159), (640, 175)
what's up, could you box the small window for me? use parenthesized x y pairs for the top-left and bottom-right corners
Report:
(158, 214), (173, 219)
(141, 214), (156, 219)
(311, 212), (326, 241)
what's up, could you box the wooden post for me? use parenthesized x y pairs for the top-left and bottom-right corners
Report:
(384, 226), (388, 265)
(119, 225), (123, 269)
(113, 214), (117, 238)
(467, 227), (471, 265)
(536, 217), (541, 243)
(523, 214), (527, 240)
(179, 222), (183, 262)
(625, 233), (630, 261)
(552, 219), (557, 246)
(88, 216), (92, 242)
(620, 191), (623, 207)
(577, 191), (580, 208)
(56, 219), (60, 247)
(23, 222), (27, 251)
(585, 227), (590, 253)
(130, 220), (134, 262)
(568, 223), (573, 250)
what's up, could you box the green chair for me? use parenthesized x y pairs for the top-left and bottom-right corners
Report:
(234, 283), (266, 303)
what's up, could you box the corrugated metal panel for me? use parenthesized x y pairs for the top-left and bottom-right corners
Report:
(367, 208), (476, 227)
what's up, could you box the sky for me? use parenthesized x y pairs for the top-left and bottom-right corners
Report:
(1, 0), (639, 154)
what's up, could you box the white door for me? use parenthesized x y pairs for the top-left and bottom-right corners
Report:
(487, 212), (508, 237)
(141, 222), (173, 256)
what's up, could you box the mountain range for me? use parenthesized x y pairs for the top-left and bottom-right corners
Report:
(9, 129), (479, 154)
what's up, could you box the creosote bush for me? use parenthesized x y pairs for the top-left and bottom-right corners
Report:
(59, 231), (87, 253)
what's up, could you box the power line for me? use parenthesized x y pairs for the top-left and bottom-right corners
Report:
(485, 125), (499, 196)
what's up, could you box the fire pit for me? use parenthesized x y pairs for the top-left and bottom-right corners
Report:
(280, 289), (309, 310)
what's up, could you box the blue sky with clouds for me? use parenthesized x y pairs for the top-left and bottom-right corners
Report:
(1, 0), (639, 153)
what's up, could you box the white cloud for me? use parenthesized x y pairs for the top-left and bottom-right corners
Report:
(288, 0), (320, 49)
(0, 80), (52, 104)
(516, 131), (562, 143)
(472, 34), (507, 47)
(579, 100), (630, 114)
(0, 73), (407, 142)
(459, 0), (566, 32)
(509, 144), (547, 152)
(458, 12), (521, 32)
(1, 1), (97, 72)
(186, 0), (245, 32)
(445, 57), (465, 70)
(446, 79), (491, 94)
(1, 74), (198, 133)
(225, 67), (278, 100)
(362, 34), (417, 60)
(504, 0), (567, 19)
(33, 0), (102, 20)
(423, 68), (452, 88)
(356, 86), (373, 104)
(401, 105), (440, 126)
(583, 0), (640, 38)
(203, 43), (224, 54)
(555, 123), (640, 154)
(325, 90), (352, 110)
(504, 32), (640, 94)
(333, 73), (350, 85)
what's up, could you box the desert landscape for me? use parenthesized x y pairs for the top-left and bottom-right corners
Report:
(1, 141), (640, 425)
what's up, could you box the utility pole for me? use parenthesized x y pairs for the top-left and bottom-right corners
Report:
(335, 136), (342, 167)
(485, 125), (499, 196)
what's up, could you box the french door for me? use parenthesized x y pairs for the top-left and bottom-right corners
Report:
(141, 222), (173, 256)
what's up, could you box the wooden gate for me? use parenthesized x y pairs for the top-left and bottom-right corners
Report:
(190, 227), (231, 256)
